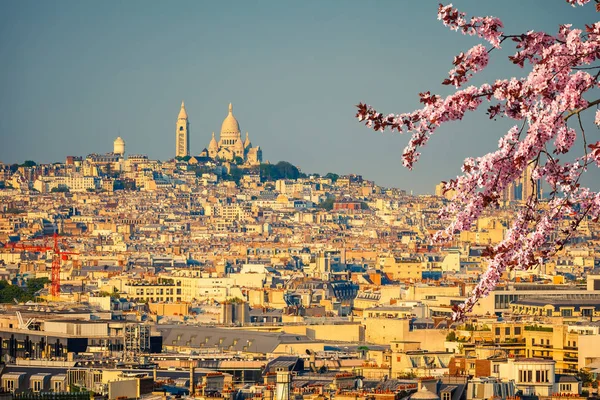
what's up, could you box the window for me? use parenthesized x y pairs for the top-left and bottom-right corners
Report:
(442, 392), (451, 400)
(515, 327), (521, 335)
(33, 380), (42, 392)
(505, 327), (510, 335)
(560, 384), (572, 392)
(495, 327), (501, 335)
(520, 370), (533, 383)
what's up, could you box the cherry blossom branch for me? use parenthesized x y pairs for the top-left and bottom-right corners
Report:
(357, 1), (600, 321)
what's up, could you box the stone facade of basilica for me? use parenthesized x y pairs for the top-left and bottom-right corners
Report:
(201, 103), (262, 165)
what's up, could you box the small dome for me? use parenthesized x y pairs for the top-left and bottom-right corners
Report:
(234, 138), (244, 151)
(220, 103), (240, 135)
(410, 387), (440, 400)
(209, 132), (218, 149)
(244, 132), (252, 149)
(178, 101), (188, 119)
(114, 137), (125, 144)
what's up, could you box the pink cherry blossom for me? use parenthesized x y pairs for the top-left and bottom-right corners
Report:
(357, 1), (600, 321)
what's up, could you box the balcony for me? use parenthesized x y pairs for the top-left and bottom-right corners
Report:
(532, 344), (553, 349)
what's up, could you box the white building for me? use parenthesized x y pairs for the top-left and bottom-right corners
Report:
(34, 176), (99, 192)
(498, 358), (555, 396)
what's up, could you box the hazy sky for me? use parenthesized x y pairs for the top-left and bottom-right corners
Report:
(0, 1), (596, 193)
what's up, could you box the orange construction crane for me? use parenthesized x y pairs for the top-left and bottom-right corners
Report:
(3, 232), (78, 297)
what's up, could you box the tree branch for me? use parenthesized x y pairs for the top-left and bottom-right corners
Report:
(564, 98), (600, 121)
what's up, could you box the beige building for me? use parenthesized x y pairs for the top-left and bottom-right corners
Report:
(377, 255), (425, 280)
(363, 317), (446, 351)
(203, 103), (262, 165)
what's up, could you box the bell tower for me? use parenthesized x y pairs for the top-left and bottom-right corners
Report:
(176, 101), (190, 157)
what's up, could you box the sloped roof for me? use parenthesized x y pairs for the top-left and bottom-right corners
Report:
(156, 325), (314, 354)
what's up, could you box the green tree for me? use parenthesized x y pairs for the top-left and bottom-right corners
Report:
(51, 186), (70, 193)
(317, 197), (336, 211)
(259, 164), (278, 181)
(578, 369), (594, 387)
(275, 161), (300, 180)
(223, 167), (244, 184)
(259, 161), (302, 181)
(0, 278), (49, 303)
(0, 281), (25, 303)
(446, 331), (457, 342)
(25, 277), (50, 296)
(324, 172), (339, 183)
(194, 166), (212, 177)
(20, 160), (37, 168)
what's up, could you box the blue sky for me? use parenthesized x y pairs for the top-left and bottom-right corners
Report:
(0, 1), (596, 193)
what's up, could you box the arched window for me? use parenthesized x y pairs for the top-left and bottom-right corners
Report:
(179, 126), (184, 131)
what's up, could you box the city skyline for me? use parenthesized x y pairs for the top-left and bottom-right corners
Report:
(0, 0), (597, 193)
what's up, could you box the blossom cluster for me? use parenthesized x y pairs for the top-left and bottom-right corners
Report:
(444, 44), (489, 87)
(437, 3), (504, 48)
(357, 1), (600, 321)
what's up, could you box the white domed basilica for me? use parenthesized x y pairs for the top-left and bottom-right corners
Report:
(199, 103), (262, 165)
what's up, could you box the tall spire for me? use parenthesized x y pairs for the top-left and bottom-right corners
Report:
(178, 101), (188, 119)
(229, 103), (233, 114)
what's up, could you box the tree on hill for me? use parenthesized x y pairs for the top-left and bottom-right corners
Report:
(20, 160), (37, 168)
(175, 155), (191, 162)
(357, 1), (600, 320)
(317, 197), (336, 210)
(324, 172), (339, 183)
(259, 161), (302, 181)
(223, 167), (244, 184)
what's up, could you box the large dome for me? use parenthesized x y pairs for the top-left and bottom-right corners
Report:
(220, 103), (240, 136)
